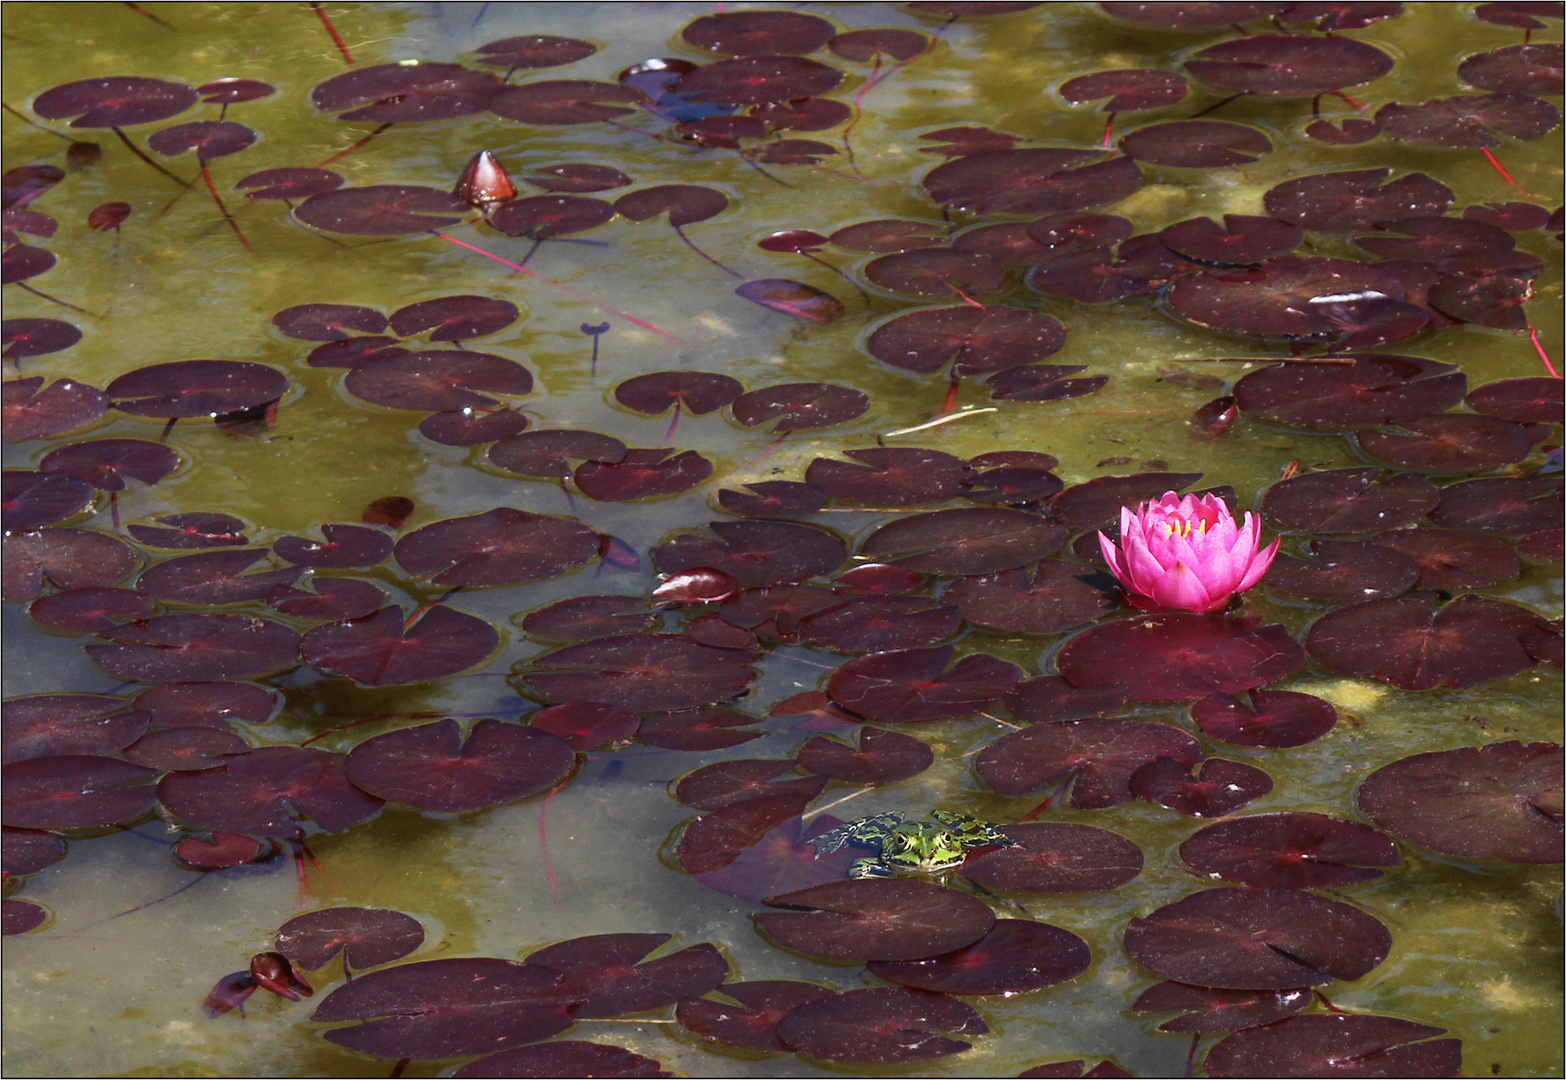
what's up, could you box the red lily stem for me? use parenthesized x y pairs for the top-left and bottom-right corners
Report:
(317, 122), (392, 168)
(199, 160), (251, 250)
(1185, 1034), (1201, 1077)
(300, 714), (388, 748)
(517, 237), (542, 268)
(1016, 791), (1055, 822)
(674, 224), (744, 278)
(292, 839), (309, 905)
(663, 400), (682, 444)
(434, 232), (689, 344)
(841, 55), (880, 175)
(109, 491), (122, 533)
(112, 875), (204, 920)
(1102, 113), (1116, 148)
(1528, 322), (1560, 378)
(941, 373), (961, 416)
(13, 282), (98, 317)
(111, 126), (187, 186)
(309, 1), (354, 64)
(942, 278), (985, 309)
(404, 586), (461, 628)
(803, 251), (871, 305)
(1314, 990), (1349, 1013)
(1479, 146), (1531, 196)
(123, 2), (174, 28)
(1329, 89), (1365, 110)
(537, 775), (572, 908)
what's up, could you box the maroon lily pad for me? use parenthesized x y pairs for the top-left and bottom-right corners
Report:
(945, 561), (1116, 635)
(518, 635), (756, 711)
(1160, 215), (1301, 266)
(3, 528), (136, 600)
(489, 195), (615, 238)
(925, 149), (1142, 216)
(960, 822), (1143, 893)
(40, 438), (179, 491)
(1263, 169), (1454, 232)
(951, 223), (1059, 265)
(310, 958), (585, 1059)
(677, 979), (837, 1051)
(520, 595), (654, 641)
(1463, 201), (1553, 230)
(1264, 538), (1420, 602)
(867, 918), (1091, 995)
(1132, 982), (1310, 1034)
(1, 244), (55, 284)
(964, 465), (1065, 506)
(87, 614), (299, 682)
(1057, 614), (1303, 702)
(615, 372), (743, 416)
(730, 382), (869, 433)
(176, 832), (270, 869)
(490, 429), (627, 479)
(158, 746), (381, 837)
(3, 377), (109, 442)
(1357, 740), (1562, 863)
(136, 682), (277, 730)
(1098, 4), (1287, 30)
(575, 449), (713, 501)
(387, 296), (518, 341)
(986, 365), (1108, 403)
(1357, 414), (1544, 471)
(2, 471), (95, 530)
(1050, 472), (1206, 531)
(237, 168), (344, 201)
(1428, 477), (1562, 535)
(613, 184), (728, 227)
(344, 350), (531, 411)
(106, 360), (288, 419)
(801, 597), (961, 653)
(1185, 34), (1393, 95)
(524, 164), (631, 193)
(676, 793), (814, 874)
(346, 719), (573, 812)
(2, 755), (157, 829)
(1308, 593), (1545, 690)
(639, 707), (766, 751)
(829, 219), (946, 253)
(860, 508), (1067, 576)
(1060, 69), (1188, 112)
(2, 165), (64, 209)
(1368, 527), (1519, 590)
(490, 80), (645, 124)
(758, 878), (995, 961)
(121, 727), (249, 772)
(147, 120), (256, 160)
(3, 899), (50, 936)
(1305, 116), (1384, 144)
(1191, 690), (1338, 748)
(975, 719), (1203, 807)
(395, 508), (598, 587)
(419, 407), (528, 446)
(1466, 377), (1564, 423)
(277, 907), (424, 973)
(2, 695), (149, 764)
(1006, 677), (1127, 724)
(1168, 259), (1414, 343)
(776, 987), (988, 1064)
(862, 249), (1005, 300)
(683, 11), (836, 55)
(674, 55), (843, 107)
(674, 759), (826, 810)
(1377, 93), (1559, 147)
(1179, 812), (1400, 890)
(750, 98), (854, 128)
(720, 584), (838, 635)
(3, 319), (79, 359)
(29, 586), (154, 633)
(312, 63), (500, 121)
(828, 646), (1023, 723)
(524, 933), (728, 1018)
(294, 185), (469, 236)
(829, 28), (930, 62)
(138, 549), (300, 605)
(1205, 1014), (1462, 1078)
(272, 304), (387, 341)
(454, 1042), (667, 1079)
(695, 814), (857, 901)
(1119, 121), (1271, 167)
(1130, 757), (1273, 817)
(474, 35), (598, 69)
(2, 828), (66, 876)
(717, 480), (826, 520)
(271, 526), (391, 573)
(1261, 468), (1440, 533)
(795, 727), (934, 784)
(527, 702), (639, 750)
(32, 76), (197, 127)
(865, 306), (1066, 376)
(1124, 886), (1392, 989)
(656, 520), (848, 587)
(302, 606), (499, 687)
(807, 448), (973, 506)
(735, 279), (845, 322)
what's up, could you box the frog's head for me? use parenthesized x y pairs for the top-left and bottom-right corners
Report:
(882, 822), (968, 873)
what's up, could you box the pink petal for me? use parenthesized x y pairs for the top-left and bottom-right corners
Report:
(1123, 526), (1170, 593)
(1149, 560), (1216, 612)
(1098, 531), (1129, 583)
(1236, 536), (1282, 592)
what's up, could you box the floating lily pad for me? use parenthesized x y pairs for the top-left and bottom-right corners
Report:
(794, 727), (934, 784)
(1132, 982), (1309, 1034)
(88, 614), (299, 683)
(976, 719), (1203, 806)
(683, 11), (836, 55)
(3, 755), (157, 829)
(277, 907), (424, 972)
(828, 646), (1022, 723)
(675, 759), (825, 810)
(29, 586), (153, 633)
(518, 635), (756, 711)
(945, 561), (1116, 635)
(395, 508), (598, 587)
(1179, 812), (1401, 889)
(757, 878), (995, 961)
(3, 377), (108, 442)
(677, 979), (836, 1052)
(960, 822), (1143, 893)
(1263, 169), (1453, 232)
(346, 719), (573, 813)
(294, 186), (469, 236)
(867, 918), (1091, 995)
(925, 149), (1142, 216)
(3, 528), (136, 600)
(1205, 1014), (1461, 1078)
(106, 360), (288, 419)
(1005, 676), (1127, 724)
(1186, 34), (1393, 95)
(2, 827), (66, 877)
(135, 681), (277, 730)
(1428, 476), (1562, 535)
(121, 727), (248, 772)
(525, 933), (728, 1018)
(1130, 757), (1273, 817)
(1060, 68), (1187, 111)
(677, 793), (814, 874)
(675, 56), (843, 106)
(1260, 468), (1439, 533)
(302, 606), (498, 687)
(575, 449), (714, 502)
(453, 1042), (667, 1079)
(1118, 121), (1271, 167)
(32, 75), (197, 127)
(865, 306), (1066, 376)
(656, 521), (847, 587)
(312, 63), (500, 122)
(776, 986), (988, 1064)
(1191, 690), (1338, 748)
(2, 694), (148, 764)
(1264, 539), (1420, 603)
(1057, 614), (1303, 702)
(860, 508), (1067, 576)
(1368, 527), (1519, 590)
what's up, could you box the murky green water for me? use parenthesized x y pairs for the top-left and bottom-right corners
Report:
(3, 3), (1561, 1077)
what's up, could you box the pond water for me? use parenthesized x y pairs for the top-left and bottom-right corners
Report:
(2, 2), (1562, 1077)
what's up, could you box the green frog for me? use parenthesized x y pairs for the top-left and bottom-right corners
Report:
(808, 810), (1016, 879)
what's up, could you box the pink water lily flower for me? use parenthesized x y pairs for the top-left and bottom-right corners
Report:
(1098, 491), (1279, 613)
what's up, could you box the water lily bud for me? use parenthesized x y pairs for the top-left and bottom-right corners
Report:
(1098, 491), (1279, 613)
(453, 150), (516, 211)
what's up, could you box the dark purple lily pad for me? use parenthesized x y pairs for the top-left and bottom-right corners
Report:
(807, 448), (973, 506)
(345, 719), (573, 812)
(1049, 472), (1205, 531)
(794, 727), (934, 784)
(677, 793), (814, 874)
(522, 596), (654, 641)
(136, 682), (276, 730)
(1125, 886), (1392, 989)
(1119, 121), (1271, 167)
(2, 827), (66, 876)
(527, 702), (639, 750)
(1263, 169), (1454, 232)
(800, 597), (961, 653)
(2, 319), (79, 360)
(735, 279), (845, 322)
(147, 120), (256, 160)
(674, 55), (843, 107)
(39, 438), (178, 492)
(2, 694), (149, 764)
(32, 76), (197, 127)
(859, 508), (1067, 577)
(1357, 740), (1561, 863)
(829, 219), (946, 253)
(776, 986), (987, 1065)
(489, 195), (615, 238)
(1268, 537), (1421, 601)
(489, 429), (627, 479)
(1058, 614), (1303, 702)
(925, 149), (1142, 216)
(1356, 414), (1542, 471)
(2, 471), (93, 531)
(29, 586), (153, 633)
(656, 521), (847, 587)
(730, 382), (869, 433)
(3, 377), (108, 442)
(277, 907), (424, 972)
(868, 918), (1091, 995)
(976, 719), (1203, 806)
(2, 899), (50, 935)
(302, 606), (498, 687)
(614, 184), (728, 227)
(960, 822), (1143, 893)
(862, 249), (1005, 300)
(474, 34), (598, 69)
(1180, 812), (1400, 890)
(3, 528), (136, 601)
(828, 646), (1022, 723)
(524, 933), (728, 1018)
(121, 727), (248, 772)
(518, 635), (756, 711)
(639, 707), (765, 751)
(312, 63), (501, 122)
(1367, 527), (1519, 590)
(2, 755), (157, 829)
(717, 480), (826, 520)
(1098, 4), (1287, 30)
(677, 979), (837, 1052)
(490, 80), (645, 124)
(1, 245), (55, 284)
(1205, 1014), (1462, 1078)
(865, 306), (1066, 376)
(829, 28), (930, 62)
(525, 163), (631, 193)
(1006, 676), (1127, 724)
(418, 407), (528, 446)
(1061, 68), (1188, 111)
(236, 168), (344, 201)
(615, 372), (743, 416)
(674, 759), (826, 810)
(272, 304), (386, 341)
(1185, 34), (1393, 95)
(758, 878), (995, 961)
(453, 1042), (668, 1079)
(1466, 377), (1564, 423)
(87, 614), (298, 683)
(683, 11), (836, 55)
(1168, 259), (1415, 343)
(1307, 592), (1545, 689)
(394, 508), (597, 588)
(1261, 468), (1440, 533)
(1428, 476), (1562, 535)
(310, 958), (585, 1059)
(1133, 982), (1310, 1034)
(1160, 215), (1301, 266)
(158, 745), (381, 837)
(1191, 690), (1337, 748)
(1377, 93), (1559, 147)
(127, 512), (249, 549)
(574, 449), (713, 502)
(2, 165), (64, 208)
(274, 524), (393, 569)
(1131, 757), (1273, 816)
(945, 561), (1116, 634)
(387, 296), (518, 341)
(344, 350), (532, 411)
(294, 185), (469, 236)
(106, 360), (288, 419)
(1460, 43), (1563, 97)
(138, 549), (299, 605)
